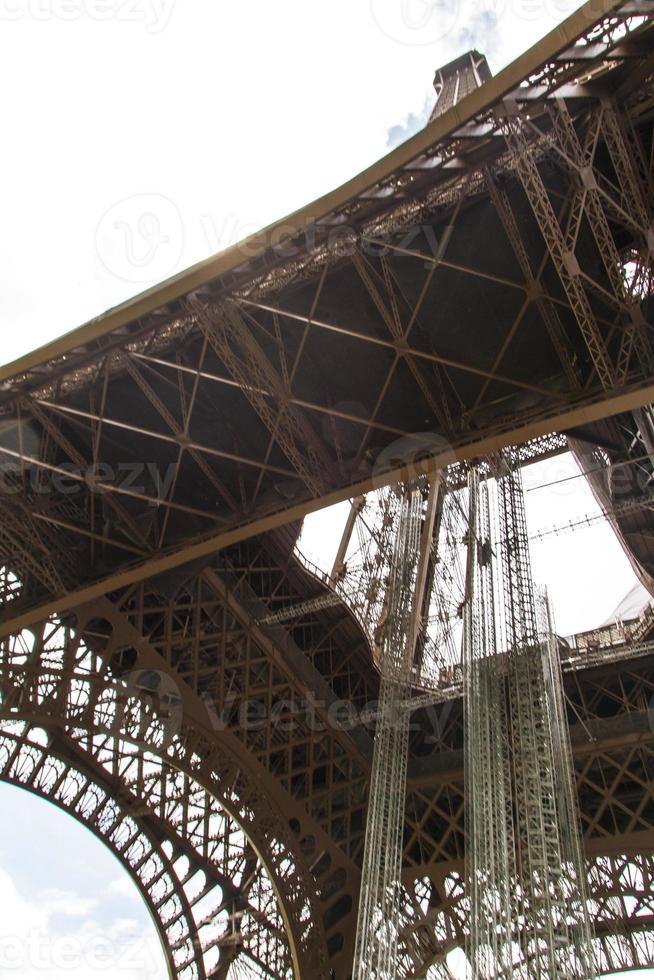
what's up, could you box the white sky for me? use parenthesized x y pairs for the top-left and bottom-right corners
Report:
(0, 1), (651, 976)
(0, 782), (167, 978)
(1, 0), (597, 365)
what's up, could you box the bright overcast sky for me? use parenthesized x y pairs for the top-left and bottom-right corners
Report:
(1, 1), (651, 977)
(1, 0), (601, 366)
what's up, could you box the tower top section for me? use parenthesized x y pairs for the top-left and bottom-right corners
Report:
(430, 50), (492, 119)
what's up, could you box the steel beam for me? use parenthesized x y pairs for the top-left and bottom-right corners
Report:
(3, 378), (654, 640)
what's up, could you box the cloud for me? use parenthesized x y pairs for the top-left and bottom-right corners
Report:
(386, 97), (433, 148)
(454, 8), (500, 59)
(109, 876), (141, 902)
(40, 888), (98, 919)
(0, 865), (167, 979)
(0, 868), (47, 939)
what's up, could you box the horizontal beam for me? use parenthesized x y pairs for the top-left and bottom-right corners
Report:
(409, 705), (654, 786)
(2, 377), (654, 639)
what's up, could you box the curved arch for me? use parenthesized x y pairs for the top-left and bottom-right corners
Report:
(0, 721), (294, 979)
(0, 726), (187, 980)
(0, 615), (326, 977)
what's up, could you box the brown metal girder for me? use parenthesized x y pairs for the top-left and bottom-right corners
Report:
(28, 397), (153, 551)
(352, 252), (451, 432)
(203, 566), (373, 766)
(195, 301), (334, 501)
(529, 108), (653, 240)
(32, 397), (299, 480)
(0, 443), (231, 524)
(364, 190), (472, 439)
(0, 730), (199, 980)
(123, 352), (240, 518)
(406, 830), (654, 879)
(30, 510), (148, 557)
(473, 177), (581, 408)
(580, 750), (649, 837)
(0, 0), (629, 388)
(384, 262), (458, 433)
(405, 706), (654, 795)
(251, 266), (329, 506)
(504, 113), (618, 390)
(89, 360), (110, 566)
(584, 829), (654, 856)
(77, 595), (345, 974)
(241, 300), (559, 399)
(48, 728), (247, 908)
(3, 378), (654, 639)
(360, 238), (535, 295)
(132, 350), (409, 439)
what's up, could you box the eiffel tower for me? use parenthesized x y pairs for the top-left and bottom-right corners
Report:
(1, 1), (654, 976)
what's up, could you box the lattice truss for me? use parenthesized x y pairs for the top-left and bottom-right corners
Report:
(294, 433), (654, 704)
(463, 461), (595, 978)
(303, 450), (654, 978)
(296, 475), (470, 693)
(0, 2), (652, 637)
(0, 605), (305, 980)
(396, 849), (654, 979)
(352, 489), (423, 979)
(2, 524), (654, 980)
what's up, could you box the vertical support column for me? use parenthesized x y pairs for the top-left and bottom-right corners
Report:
(499, 463), (570, 975)
(537, 589), (595, 975)
(464, 459), (595, 978)
(464, 468), (515, 977)
(331, 496), (365, 581)
(500, 459), (595, 977)
(352, 487), (423, 979)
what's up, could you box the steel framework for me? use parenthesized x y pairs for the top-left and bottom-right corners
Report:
(352, 488), (423, 978)
(2, 538), (654, 975)
(464, 469), (515, 978)
(462, 462), (596, 978)
(0, 1), (653, 976)
(0, 1), (653, 638)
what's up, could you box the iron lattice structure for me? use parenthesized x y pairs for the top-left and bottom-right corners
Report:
(352, 488), (423, 978)
(3, 535), (654, 975)
(464, 462), (595, 978)
(464, 469), (515, 978)
(0, 1), (653, 976)
(0, 2), (652, 636)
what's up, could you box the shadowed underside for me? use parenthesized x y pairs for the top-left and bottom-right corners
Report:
(0, 0), (653, 635)
(1, 1), (654, 976)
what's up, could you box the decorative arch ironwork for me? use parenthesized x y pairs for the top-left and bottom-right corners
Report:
(0, 610), (327, 979)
